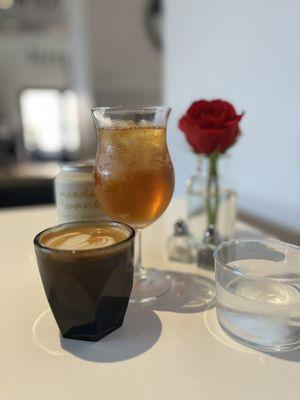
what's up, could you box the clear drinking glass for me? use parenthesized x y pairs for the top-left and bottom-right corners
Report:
(91, 106), (175, 303)
(214, 239), (300, 352)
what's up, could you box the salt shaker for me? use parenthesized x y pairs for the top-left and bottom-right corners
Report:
(167, 219), (195, 263)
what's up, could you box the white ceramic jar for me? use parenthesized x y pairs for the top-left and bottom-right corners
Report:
(55, 160), (107, 223)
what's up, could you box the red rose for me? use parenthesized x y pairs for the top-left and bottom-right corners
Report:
(179, 99), (243, 154)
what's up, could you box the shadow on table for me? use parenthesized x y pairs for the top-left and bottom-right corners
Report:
(60, 304), (162, 363)
(61, 271), (215, 362)
(152, 271), (215, 314)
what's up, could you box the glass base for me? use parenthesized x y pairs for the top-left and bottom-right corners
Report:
(130, 268), (171, 304)
(219, 321), (300, 353)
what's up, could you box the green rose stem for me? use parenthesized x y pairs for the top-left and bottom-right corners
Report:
(206, 152), (220, 226)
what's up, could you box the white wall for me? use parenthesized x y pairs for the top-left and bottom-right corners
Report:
(164, 0), (300, 233)
(87, 0), (161, 106)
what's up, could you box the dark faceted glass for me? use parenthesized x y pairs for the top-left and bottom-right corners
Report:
(34, 221), (135, 341)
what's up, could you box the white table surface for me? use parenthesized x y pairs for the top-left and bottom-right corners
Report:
(1, 199), (299, 400)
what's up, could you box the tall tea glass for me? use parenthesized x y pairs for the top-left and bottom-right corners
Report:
(91, 106), (175, 303)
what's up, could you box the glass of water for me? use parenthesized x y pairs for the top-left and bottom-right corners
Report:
(214, 239), (300, 352)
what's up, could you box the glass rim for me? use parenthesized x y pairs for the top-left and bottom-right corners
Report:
(91, 105), (171, 114)
(34, 220), (135, 255)
(214, 238), (300, 283)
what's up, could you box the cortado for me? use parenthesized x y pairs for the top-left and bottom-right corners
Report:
(34, 221), (135, 341)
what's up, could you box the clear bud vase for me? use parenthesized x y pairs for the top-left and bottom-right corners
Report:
(186, 154), (237, 247)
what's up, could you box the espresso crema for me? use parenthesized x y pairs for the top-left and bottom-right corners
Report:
(41, 225), (129, 251)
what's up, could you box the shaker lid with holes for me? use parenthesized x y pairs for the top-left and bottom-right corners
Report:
(173, 219), (190, 236)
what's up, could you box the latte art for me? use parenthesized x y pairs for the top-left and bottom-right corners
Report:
(41, 224), (129, 251)
(46, 232), (116, 250)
